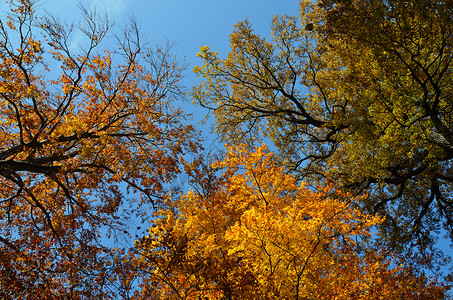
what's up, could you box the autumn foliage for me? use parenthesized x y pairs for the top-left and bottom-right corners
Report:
(133, 145), (447, 299)
(0, 0), (197, 298)
(0, 0), (451, 298)
(193, 0), (453, 260)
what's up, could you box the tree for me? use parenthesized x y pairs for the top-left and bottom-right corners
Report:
(192, 0), (453, 260)
(133, 145), (448, 299)
(0, 0), (198, 298)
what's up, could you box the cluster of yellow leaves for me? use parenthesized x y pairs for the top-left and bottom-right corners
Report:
(134, 145), (448, 299)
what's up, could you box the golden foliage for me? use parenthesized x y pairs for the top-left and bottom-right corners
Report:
(134, 145), (448, 299)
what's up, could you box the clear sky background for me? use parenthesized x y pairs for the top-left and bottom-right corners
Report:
(37, 0), (301, 60)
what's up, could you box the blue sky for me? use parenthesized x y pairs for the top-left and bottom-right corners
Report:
(32, 0), (300, 82)
(0, 0), (300, 86)
(40, 0), (300, 54)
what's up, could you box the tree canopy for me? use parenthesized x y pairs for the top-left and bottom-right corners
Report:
(0, 0), (451, 298)
(0, 0), (198, 297)
(134, 145), (447, 299)
(193, 0), (453, 259)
